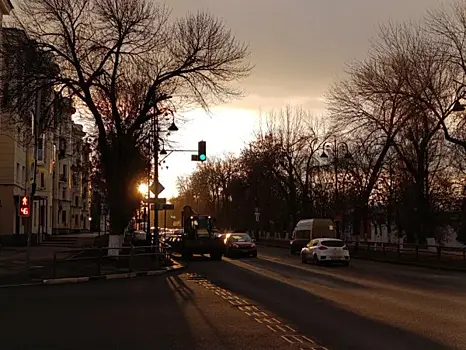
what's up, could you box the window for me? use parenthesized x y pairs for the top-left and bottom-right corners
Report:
(62, 189), (66, 200)
(321, 240), (345, 248)
(22, 166), (25, 183)
(63, 165), (67, 177)
(16, 163), (19, 182)
(295, 230), (311, 240)
(34, 202), (38, 226)
(59, 138), (66, 152)
(61, 210), (66, 223)
(75, 196), (79, 206)
(230, 234), (252, 242)
(37, 137), (44, 161)
(75, 215), (78, 226)
(40, 173), (45, 188)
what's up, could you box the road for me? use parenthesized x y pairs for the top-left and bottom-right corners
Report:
(190, 245), (466, 350)
(0, 245), (464, 349)
(0, 271), (301, 350)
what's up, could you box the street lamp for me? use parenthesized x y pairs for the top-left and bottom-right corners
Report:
(453, 101), (465, 112)
(159, 139), (167, 155)
(320, 138), (350, 238)
(320, 140), (351, 159)
(148, 105), (178, 248)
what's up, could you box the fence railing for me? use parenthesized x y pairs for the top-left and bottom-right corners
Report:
(52, 244), (171, 279)
(256, 237), (466, 267)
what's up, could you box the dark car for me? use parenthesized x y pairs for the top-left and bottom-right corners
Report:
(224, 233), (257, 258)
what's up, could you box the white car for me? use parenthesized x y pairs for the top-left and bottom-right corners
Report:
(300, 238), (350, 266)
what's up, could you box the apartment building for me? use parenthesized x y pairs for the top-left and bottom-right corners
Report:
(52, 116), (91, 234)
(0, 24), (91, 243)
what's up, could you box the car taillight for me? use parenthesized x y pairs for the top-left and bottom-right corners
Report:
(318, 246), (327, 250)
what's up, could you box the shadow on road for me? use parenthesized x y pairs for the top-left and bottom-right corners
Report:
(0, 271), (197, 350)
(191, 259), (450, 350)
(239, 257), (368, 290)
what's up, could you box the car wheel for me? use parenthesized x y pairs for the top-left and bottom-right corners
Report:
(210, 252), (222, 260)
(343, 261), (350, 267)
(251, 252), (257, 258)
(313, 254), (320, 265)
(182, 250), (192, 261)
(301, 254), (306, 264)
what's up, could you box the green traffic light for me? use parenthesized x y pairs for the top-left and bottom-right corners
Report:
(200, 154), (206, 161)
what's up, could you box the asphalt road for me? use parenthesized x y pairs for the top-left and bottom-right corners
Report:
(1, 246), (464, 350)
(0, 271), (306, 350)
(189, 246), (466, 350)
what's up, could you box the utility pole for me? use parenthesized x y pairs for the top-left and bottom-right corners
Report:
(26, 93), (40, 268)
(153, 113), (159, 251)
(146, 117), (151, 236)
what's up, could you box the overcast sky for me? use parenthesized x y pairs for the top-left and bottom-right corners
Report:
(157, 0), (450, 198)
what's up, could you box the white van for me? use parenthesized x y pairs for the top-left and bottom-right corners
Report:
(289, 219), (336, 254)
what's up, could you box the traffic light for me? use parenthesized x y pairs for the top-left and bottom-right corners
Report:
(19, 196), (30, 217)
(198, 141), (206, 161)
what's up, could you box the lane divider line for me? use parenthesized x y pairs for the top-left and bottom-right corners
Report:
(186, 272), (329, 350)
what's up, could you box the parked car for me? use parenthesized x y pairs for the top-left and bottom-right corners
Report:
(300, 238), (349, 266)
(224, 233), (257, 258)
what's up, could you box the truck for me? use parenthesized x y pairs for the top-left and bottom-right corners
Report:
(168, 205), (224, 261)
(289, 218), (337, 254)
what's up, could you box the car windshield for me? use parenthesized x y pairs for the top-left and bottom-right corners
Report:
(321, 240), (345, 247)
(231, 234), (252, 242)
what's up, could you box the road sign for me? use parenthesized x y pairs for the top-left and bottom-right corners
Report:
(254, 212), (260, 222)
(156, 203), (175, 210)
(150, 181), (165, 195)
(19, 196), (30, 217)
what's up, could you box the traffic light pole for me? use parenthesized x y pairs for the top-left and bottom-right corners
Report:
(153, 115), (159, 251)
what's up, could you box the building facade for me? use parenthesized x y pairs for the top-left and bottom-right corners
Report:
(0, 20), (92, 244)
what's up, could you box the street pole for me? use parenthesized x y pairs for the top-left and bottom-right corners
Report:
(147, 118), (151, 237)
(153, 113), (159, 251)
(26, 100), (40, 268)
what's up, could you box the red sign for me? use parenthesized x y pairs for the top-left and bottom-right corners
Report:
(19, 196), (30, 217)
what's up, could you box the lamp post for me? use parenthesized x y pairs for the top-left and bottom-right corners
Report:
(148, 107), (178, 249)
(321, 138), (350, 238)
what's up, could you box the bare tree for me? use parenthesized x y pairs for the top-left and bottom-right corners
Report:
(5, 0), (252, 246)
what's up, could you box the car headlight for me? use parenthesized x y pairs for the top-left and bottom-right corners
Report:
(232, 244), (239, 248)
(251, 243), (256, 248)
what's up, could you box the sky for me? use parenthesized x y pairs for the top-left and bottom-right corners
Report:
(156, 0), (448, 199)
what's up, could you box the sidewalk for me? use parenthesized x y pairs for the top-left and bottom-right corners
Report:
(0, 234), (100, 285)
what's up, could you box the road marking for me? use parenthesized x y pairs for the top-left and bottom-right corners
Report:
(187, 272), (327, 349)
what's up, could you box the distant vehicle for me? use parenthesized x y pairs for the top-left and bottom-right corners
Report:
(290, 219), (336, 254)
(168, 206), (224, 260)
(300, 238), (350, 266)
(132, 230), (147, 243)
(224, 233), (257, 258)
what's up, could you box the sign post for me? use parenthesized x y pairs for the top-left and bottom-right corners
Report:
(254, 207), (260, 240)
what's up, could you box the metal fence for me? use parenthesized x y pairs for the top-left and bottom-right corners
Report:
(256, 238), (466, 268)
(52, 244), (171, 279)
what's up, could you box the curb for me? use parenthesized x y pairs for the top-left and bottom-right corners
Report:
(0, 262), (187, 288)
(257, 242), (466, 273)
